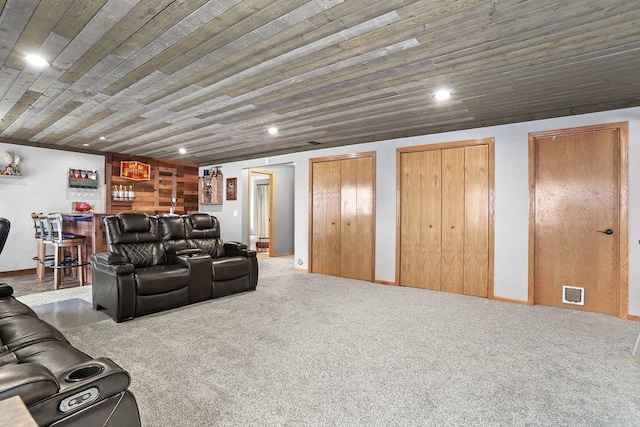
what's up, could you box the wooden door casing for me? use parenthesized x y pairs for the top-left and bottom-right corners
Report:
(532, 128), (619, 315)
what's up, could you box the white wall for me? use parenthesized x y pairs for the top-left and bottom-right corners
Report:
(0, 143), (105, 272)
(200, 106), (640, 316)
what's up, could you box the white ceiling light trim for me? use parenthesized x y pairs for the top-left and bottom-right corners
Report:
(24, 54), (49, 67)
(434, 89), (452, 101)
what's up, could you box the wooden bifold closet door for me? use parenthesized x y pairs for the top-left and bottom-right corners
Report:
(310, 153), (375, 282)
(397, 139), (493, 297)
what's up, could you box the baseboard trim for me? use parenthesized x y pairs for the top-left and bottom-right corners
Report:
(374, 280), (397, 286)
(272, 252), (294, 257)
(490, 295), (532, 305)
(0, 268), (35, 278)
(293, 267), (308, 273)
(628, 314), (640, 322)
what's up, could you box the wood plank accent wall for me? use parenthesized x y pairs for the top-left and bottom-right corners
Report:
(105, 153), (198, 215)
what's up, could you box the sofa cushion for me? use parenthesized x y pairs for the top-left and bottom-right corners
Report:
(211, 257), (250, 281)
(135, 265), (190, 296)
(13, 340), (92, 374)
(0, 315), (67, 351)
(0, 297), (37, 319)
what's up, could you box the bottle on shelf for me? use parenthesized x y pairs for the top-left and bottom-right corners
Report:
(112, 185), (118, 201)
(128, 184), (134, 201)
(118, 185), (125, 200)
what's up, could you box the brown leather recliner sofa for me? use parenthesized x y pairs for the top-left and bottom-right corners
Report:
(92, 212), (258, 322)
(0, 217), (141, 426)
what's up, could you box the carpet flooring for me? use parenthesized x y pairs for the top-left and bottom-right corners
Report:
(18, 258), (640, 426)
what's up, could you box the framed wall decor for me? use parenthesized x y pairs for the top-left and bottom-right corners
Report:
(198, 174), (223, 205)
(226, 177), (237, 201)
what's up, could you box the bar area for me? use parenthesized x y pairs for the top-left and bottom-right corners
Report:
(20, 151), (199, 290)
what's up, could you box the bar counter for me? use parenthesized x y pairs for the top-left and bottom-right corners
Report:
(61, 213), (109, 284)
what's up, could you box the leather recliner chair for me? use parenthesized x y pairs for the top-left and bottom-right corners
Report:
(183, 213), (258, 298)
(0, 217), (141, 426)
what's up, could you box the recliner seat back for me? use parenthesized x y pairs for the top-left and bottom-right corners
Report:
(104, 213), (165, 267)
(0, 217), (9, 255)
(158, 214), (189, 253)
(184, 213), (226, 258)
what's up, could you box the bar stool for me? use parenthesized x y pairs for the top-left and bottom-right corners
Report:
(31, 213), (53, 280)
(41, 213), (87, 289)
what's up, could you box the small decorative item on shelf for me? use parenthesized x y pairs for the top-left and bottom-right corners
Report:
(112, 184), (135, 201)
(2, 151), (23, 176)
(68, 168), (99, 188)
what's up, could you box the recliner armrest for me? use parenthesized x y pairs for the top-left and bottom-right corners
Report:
(93, 252), (128, 265)
(0, 284), (14, 298)
(0, 363), (59, 405)
(168, 248), (203, 257)
(29, 358), (134, 426)
(91, 253), (135, 275)
(224, 242), (256, 257)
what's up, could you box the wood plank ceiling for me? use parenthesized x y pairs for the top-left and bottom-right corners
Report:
(0, 0), (639, 165)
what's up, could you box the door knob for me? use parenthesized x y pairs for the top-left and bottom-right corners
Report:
(597, 228), (614, 235)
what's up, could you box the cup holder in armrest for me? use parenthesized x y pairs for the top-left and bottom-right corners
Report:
(65, 364), (104, 382)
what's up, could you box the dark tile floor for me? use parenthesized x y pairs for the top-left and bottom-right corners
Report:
(1, 271), (85, 297)
(31, 298), (110, 330)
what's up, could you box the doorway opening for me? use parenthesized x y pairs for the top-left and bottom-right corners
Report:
(248, 169), (274, 257)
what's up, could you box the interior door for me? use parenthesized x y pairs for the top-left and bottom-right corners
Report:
(340, 157), (374, 281)
(463, 145), (489, 297)
(441, 148), (465, 294)
(533, 129), (619, 314)
(399, 150), (442, 289)
(311, 161), (341, 276)
(155, 167), (177, 212)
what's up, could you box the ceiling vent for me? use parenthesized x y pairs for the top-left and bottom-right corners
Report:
(307, 141), (321, 145)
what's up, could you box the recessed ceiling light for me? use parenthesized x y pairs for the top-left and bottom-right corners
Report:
(24, 54), (49, 67)
(434, 89), (452, 101)
(82, 143), (90, 147)
(99, 136), (107, 140)
(268, 126), (278, 135)
(179, 148), (187, 154)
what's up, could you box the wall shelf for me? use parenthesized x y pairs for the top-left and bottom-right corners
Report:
(69, 169), (99, 188)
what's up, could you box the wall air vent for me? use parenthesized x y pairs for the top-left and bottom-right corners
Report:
(307, 140), (321, 145)
(562, 285), (584, 305)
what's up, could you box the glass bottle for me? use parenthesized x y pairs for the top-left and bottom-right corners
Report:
(112, 185), (118, 200)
